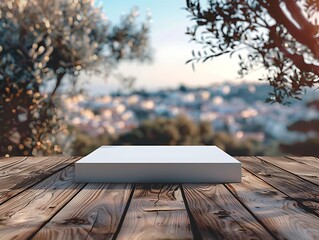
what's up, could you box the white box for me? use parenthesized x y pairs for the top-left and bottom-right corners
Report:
(75, 146), (241, 183)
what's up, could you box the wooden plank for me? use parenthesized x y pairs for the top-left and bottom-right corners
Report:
(239, 157), (319, 216)
(286, 156), (319, 170)
(0, 157), (28, 169)
(0, 165), (85, 240)
(182, 184), (274, 240)
(116, 184), (192, 240)
(0, 156), (78, 177)
(0, 156), (80, 205)
(227, 169), (319, 240)
(33, 183), (133, 240)
(1, 156), (58, 173)
(258, 156), (319, 186)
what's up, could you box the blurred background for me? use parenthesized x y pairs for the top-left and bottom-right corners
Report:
(1, 0), (319, 156)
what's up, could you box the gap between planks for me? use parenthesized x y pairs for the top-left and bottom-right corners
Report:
(256, 156), (319, 186)
(181, 182), (274, 240)
(115, 184), (193, 240)
(32, 183), (134, 240)
(238, 156), (319, 217)
(285, 156), (319, 170)
(225, 166), (319, 240)
(0, 157), (28, 169)
(0, 165), (85, 240)
(0, 156), (81, 206)
(2, 156), (319, 240)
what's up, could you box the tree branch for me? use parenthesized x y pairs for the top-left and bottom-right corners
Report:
(266, 0), (319, 58)
(276, 42), (319, 75)
(50, 72), (65, 100)
(282, 0), (315, 32)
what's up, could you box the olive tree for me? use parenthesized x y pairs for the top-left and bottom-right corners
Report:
(185, 0), (319, 103)
(0, 0), (151, 156)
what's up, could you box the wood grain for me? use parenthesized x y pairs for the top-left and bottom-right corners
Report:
(116, 184), (192, 240)
(239, 156), (319, 216)
(0, 156), (80, 204)
(0, 157), (28, 169)
(286, 156), (319, 170)
(0, 165), (85, 240)
(227, 168), (319, 240)
(258, 156), (319, 185)
(33, 183), (132, 240)
(2, 156), (319, 239)
(183, 184), (273, 240)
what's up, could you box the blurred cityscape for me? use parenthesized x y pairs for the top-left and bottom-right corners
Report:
(63, 82), (319, 152)
(2, 1), (319, 157)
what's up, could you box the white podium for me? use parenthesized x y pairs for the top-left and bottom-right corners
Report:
(75, 146), (241, 183)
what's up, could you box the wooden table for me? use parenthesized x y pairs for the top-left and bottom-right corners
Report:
(0, 156), (319, 240)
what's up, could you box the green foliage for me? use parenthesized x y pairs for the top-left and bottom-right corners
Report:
(112, 115), (265, 156)
(115, 116), (198, 145)
(186, 0), (319, 104)
(204, 132), (259, 156)
(0, 88), (65, 155)
(0, 0), (151, 156)
(71, 128), (114, 156)
(71, 115), (274, 156)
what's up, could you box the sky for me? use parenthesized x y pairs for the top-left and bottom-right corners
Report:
(84, 0), (261, 94)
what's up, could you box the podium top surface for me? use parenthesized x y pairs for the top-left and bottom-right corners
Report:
(76, 146), (240, 164)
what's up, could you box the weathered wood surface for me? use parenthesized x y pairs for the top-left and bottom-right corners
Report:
(33, 183), (132, 240)
(0, 157), (28, 169)
(239, 156), (319, 216)
(182, 184), (274, 240)
(258, 156), (319, 185)
(0, 165), (84, 240)
(0, 156), (80, 204)
(287, 156), (319, 170)
(0, 156), (319, 240)
(116, 184), (192, 240)
(227, 168), (319, 240)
